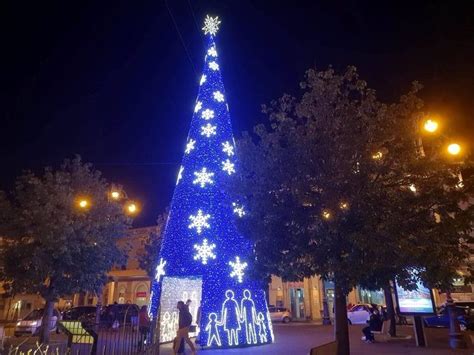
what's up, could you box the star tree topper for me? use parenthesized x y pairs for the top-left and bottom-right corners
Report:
(202, 15), (221, 36)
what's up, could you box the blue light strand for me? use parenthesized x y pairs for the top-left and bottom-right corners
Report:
(149, 32), (274, 349)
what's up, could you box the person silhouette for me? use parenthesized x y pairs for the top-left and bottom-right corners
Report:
(205, 313), (222, 346)
(257, 312), (268, 343)
(240, 290), (257, 344)
(220, 290), (241, 346)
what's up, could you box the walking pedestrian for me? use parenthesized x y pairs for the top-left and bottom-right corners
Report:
(173, 301), (196, 355)
(138, 305), (150, 351)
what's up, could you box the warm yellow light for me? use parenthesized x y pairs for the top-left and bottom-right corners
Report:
(408, 184), (417, 193)
(423, 119), (438, 133)
(372, 151), (383, 160)
(111, 191), (120, 200)
(339, 201), (349, 210)
(78, 199), (89, 208)
(447, 143), (461, 156)
(322, 210), (331, 220)
(127, 203), (137, 214)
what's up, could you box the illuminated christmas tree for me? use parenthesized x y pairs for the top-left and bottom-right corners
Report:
(148, 15), (274, 349)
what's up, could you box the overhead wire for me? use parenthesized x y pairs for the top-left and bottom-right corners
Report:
(186, 0), (202, 35)
(164, 0), (197, 76)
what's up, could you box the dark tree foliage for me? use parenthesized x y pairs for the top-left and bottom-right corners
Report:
(0, 157), (131, 343)
(234, 66), (473, 354)
(138, 210), (168, 278)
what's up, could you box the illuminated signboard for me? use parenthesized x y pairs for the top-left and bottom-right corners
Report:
(394, 282), (436, 316)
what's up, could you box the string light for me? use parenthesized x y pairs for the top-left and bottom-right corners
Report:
(149, 15), (274, 349)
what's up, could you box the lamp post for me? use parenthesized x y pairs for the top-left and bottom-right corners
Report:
(420, 117), (467, 349)
(445, 291), (467, 349)
(321, 278), (331, 325)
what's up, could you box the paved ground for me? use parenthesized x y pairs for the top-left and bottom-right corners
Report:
(4, 323), (472, 354)
(160, 323), (473, 355)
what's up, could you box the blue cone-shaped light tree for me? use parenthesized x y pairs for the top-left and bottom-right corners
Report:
(148, 16), (274, 349)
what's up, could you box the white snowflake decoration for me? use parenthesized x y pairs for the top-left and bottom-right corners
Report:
(200, 74), (206, 86)
(208, 46), (218, 57)
(188, 209), (211, 234)
(155, 258), (167, 282)
(193, 168), (214, 187)
(176, 166), (184, 185)
(201, 123), (217, 137)
(185, 139), (196, 154)
(201, 109), (215, 120)
(202, 15), (221, 36)
(229, 256), (248, 283)
(194, 239), (216, 265)
(209, 61), (219, 71)
(194, 101), (202, 113)
(222, 141), (234, 156)
(213, 91), (224, 102)
(232, 202), (246, 217)
(222, 159), (235, 175)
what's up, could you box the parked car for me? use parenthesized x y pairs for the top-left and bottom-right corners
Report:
(424, 302), (474, 331)
(15, 308), (61, 336)
(100, 304), (140, 326)
(62, 306), (97, 321)
(347, 304), (375, 325)
(268, 306), (292, 323)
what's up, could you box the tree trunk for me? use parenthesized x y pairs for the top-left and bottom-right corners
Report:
(334, 281), (350, 355)
(383, 283), (397, 337)
(39, 298), (55, 344)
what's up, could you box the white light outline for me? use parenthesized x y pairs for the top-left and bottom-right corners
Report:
(209, 61), (219, 71)
(193, 168), (215, 187)
(185, 139), (196, 154)
(201, 109), (215, 120)
(229, 256), (248, 283)
(222, 159), (235, 175)
(188, 209), (211, 234)
(193, 239), (217, 264)
(222, 141), (234, 156)
(201, 123), (217, 137)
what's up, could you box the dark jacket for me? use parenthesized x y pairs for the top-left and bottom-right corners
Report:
(368, 313), (383, 331)
(179, 306), (193, 329)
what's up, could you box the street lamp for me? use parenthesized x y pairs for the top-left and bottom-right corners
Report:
(322, 210), (332, 220)
(126, 202), (139, 215)
(77, 198), (90, 209)
(372, 151), (383, 160)
(423, 119), (439, 133)
(339, 201), (349, 210)
(110, 190), (121, 200)
(447, 143), (461, 156)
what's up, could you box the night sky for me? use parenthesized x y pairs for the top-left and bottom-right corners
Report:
(2, 1), (473, 226)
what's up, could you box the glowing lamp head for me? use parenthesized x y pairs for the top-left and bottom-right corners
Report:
(127, 203), (138, 214)
(447, 143), (461, 156)
(423, 119), (438, 133)
(372, 151), (383, 160)
(110, 191), (120, 200)
(339, 201), (349, 210)
(78, 199), (89, 209)
(322, 210), (332, 220)
(79, 200), (89, 208)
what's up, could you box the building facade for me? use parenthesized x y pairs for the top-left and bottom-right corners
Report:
(1, 225), (472, 321)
